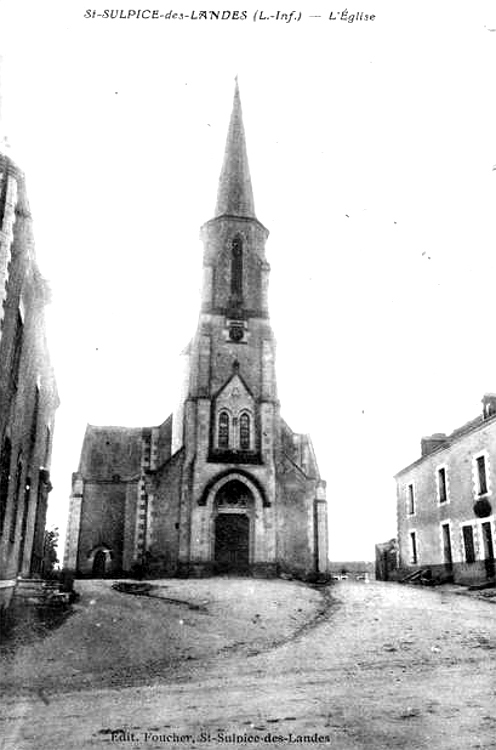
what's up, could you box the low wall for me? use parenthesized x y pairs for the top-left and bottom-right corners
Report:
(396, 562), (494, 587)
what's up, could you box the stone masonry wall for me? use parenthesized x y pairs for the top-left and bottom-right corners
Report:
(76, 482), (127, 575)
(397, 416), (496, 585)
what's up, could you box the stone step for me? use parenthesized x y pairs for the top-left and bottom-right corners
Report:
(14, 579), (46, 600)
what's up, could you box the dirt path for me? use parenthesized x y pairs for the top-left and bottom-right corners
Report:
(0, 578), (325, 694)
(2, 580), (496, 750)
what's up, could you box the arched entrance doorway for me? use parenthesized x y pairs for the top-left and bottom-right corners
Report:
(214, 480), (253, 574)
(92, 549), (107, 578)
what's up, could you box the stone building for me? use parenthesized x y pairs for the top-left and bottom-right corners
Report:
(0, 150), (59, 611)
(395, 394), (496, 585)
(64, 84), (328, 580)
(374, 538), (398, 581)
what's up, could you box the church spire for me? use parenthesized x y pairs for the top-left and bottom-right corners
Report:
(214, 79), (256, 219)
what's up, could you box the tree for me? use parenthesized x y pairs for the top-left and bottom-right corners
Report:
(42, 526), (59, 577)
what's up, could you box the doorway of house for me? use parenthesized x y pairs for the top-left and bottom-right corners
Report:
(214, 514), (250, 574)
(442, 522), (453, 572)
(481, 522), (495, 579)
(92, 549), (107, 578)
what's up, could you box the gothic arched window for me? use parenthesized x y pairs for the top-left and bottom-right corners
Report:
(218, 411), (230, 449)
(231, 237), (243, 301)
(239, 412), (251, 450)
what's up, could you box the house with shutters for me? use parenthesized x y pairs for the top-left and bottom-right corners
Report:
(0, 150), (59, 612)
(395, 393), (496, 585)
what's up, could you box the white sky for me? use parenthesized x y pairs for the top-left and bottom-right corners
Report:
(0, 0), (495, 562)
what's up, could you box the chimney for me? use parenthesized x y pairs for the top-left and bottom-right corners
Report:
(420, 433), (448, 457)
(482, 393), (496, 420)
(0, 55), (4, 149)
(0, 56), (11, 153)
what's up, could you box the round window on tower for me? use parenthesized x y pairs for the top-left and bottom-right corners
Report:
(229, 324), (244, 342)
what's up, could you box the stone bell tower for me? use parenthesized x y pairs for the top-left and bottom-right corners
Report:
(65, 81), (328, 580)
(170, 81), (327, 577)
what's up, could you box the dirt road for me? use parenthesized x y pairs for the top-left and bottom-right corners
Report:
(1, 580), (496, 750)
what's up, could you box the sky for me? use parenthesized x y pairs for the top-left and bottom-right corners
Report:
(0, 0), (495, 562)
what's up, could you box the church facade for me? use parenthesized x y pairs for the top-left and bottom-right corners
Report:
(64, 85), (328, 580)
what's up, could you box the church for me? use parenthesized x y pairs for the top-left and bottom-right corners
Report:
(64, 83), (328, 580)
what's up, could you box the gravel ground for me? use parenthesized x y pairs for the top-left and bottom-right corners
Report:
(1, 580), (496, 750)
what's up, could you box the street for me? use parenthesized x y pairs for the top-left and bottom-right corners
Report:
(1, 580), (496, 750)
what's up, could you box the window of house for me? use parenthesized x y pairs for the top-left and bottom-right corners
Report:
(218, 411), (230, 449)
(9, 457), (23, 543)
(476, 455), (488, 495)
(10, 312), (24, 390)
(407, 484), (415, 515)
(43, 426), (51, 466)
(0, 174), (7, 225)
(43, 426), (52, 466)
(30, 386), (40, 456)
(239, 412), (251, 450)
(438, 467), (448, 503)
(462, 525), (476, 564)
(18, 477), (31, 566)
(441, 522), (452, 566)
(410, 531), (418, 565)
(0, 437), (12, 536)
